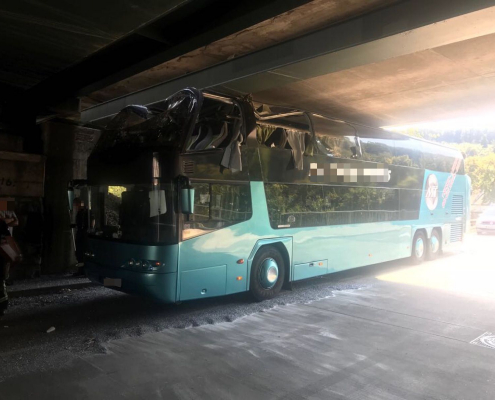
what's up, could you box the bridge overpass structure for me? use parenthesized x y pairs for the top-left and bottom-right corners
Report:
(80, 0), (495, 127)
(1, 0), (494, 272)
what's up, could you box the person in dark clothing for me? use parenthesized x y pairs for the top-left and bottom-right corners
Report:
(72, 198), (95, 276)
(0, 220), (11, 316)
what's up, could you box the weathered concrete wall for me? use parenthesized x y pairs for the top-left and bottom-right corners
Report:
(0, 133), (23, 152)
(0, 151), (45, 198)
(41, 121), (100, 273)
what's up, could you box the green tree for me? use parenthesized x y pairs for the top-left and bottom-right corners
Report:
(445, 142), (495, 157)
(465, 153), (495, 202)
(481, 134), (489, 148)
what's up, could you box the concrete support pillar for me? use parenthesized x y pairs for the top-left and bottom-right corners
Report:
(41, 121), (100, 273)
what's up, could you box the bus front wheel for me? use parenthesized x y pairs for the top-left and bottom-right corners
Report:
(250, 247), (285, 302)
(411, 231), (426, 264)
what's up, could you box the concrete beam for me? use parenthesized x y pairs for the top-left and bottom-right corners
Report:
(81, 0), (495, 124)
(28, 0), (311, 107)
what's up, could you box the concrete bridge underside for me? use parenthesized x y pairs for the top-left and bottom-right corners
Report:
(81, 0), (495, 127)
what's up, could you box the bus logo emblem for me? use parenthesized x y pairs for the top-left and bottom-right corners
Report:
(425, 174), (439, 211)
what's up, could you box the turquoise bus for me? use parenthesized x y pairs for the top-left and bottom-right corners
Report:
(81, 88), (470, 302)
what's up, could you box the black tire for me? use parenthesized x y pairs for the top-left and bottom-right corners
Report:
(250, 247), (285, 302)
(411, 231), (426, 264)
(426, 229), (442, 260)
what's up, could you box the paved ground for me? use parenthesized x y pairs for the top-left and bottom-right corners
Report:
(8, 274), (91, 292)
(8, 274), (94, 298)
(1, 234), (495, 399)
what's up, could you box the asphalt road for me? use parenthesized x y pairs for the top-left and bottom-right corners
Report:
(0, 260), (368, 381)
(1, 234), (494, 399)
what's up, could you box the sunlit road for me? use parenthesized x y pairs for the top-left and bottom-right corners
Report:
(1, 234), (495, 399)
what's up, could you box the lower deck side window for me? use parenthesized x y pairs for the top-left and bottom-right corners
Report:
(182, 182), (252, 240)
(265, 183), (420, 229)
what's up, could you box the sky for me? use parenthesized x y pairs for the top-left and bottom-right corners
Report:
(383, 113), (495, 132)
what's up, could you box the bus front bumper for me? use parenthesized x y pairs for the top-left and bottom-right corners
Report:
(85, 262), (177, 303)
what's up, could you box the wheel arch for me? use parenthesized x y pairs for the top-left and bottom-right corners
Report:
(431, 226), (443, 251)
(412, 227), (428, 239)
(432, 226), (442, 239)
(247, 237), (292, 289)
(413, 226), (443, 240)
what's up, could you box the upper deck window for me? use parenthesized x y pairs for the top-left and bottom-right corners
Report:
(311, 115), (359, 159)
(357, 127), (396, 164)
(256, 113), (311, 170)
(256, 114), (310, 147)
(420, 140), (464, 173)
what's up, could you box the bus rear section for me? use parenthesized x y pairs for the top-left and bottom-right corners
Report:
(414, 158), (468, 260)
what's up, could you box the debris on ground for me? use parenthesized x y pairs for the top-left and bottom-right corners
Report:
(0, 265), (374, 381)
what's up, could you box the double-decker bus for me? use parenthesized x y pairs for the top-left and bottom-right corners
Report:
(80, 87), (470, 303)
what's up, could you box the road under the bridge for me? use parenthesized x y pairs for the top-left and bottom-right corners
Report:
(1, 235), (494, 399)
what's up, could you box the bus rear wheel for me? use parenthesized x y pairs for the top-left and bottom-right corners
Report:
(411, 231), (426, 264)
(426, 229), (442, 260)
(250, 247), (285, 302)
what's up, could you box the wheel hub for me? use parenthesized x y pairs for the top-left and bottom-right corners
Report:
(259, 258), (279, 289)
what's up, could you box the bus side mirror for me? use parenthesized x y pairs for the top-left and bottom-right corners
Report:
(68, 187), (75, 212)
(180, 188), (195, 214)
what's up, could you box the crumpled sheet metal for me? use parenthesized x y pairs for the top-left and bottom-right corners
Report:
(94, 88), (202, 155)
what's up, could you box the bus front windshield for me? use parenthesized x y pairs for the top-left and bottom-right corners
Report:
(89, 183), (177, 244)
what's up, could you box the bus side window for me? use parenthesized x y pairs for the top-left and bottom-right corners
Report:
(393, 137), (422, 168)
(265, 183), (404, 229)
(399, 189), (421, 220)
(256, 125), (276, 145)
(358, 127), (396, 164)
(183, 183), (252, 240)
(421, 141), (445, 172)
(367, 188), (400, 222)
(421, 141), (463, 173)
(264, 128), (287, 148)
(265, 184), (326, 228)
(190, 183), (210, 223)
(344, 187), (369, 224)
(311, 115), (358, 159)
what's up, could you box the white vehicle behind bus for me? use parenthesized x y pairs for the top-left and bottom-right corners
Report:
(476, 206), (495, 234)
